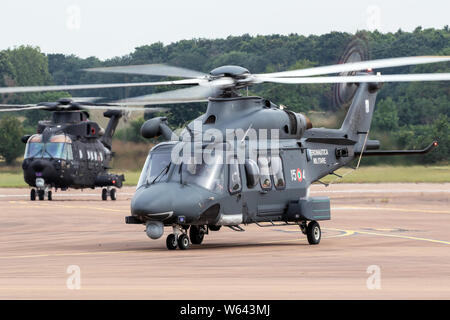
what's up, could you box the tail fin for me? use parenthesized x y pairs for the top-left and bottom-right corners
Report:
(101, 110), (123, 150)
(340, 82), (381, 152)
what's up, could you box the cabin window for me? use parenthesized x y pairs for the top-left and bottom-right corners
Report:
(204, 115), (216, 124)
(270, 156), (285, 189)
(258, 156), (272, 190)
(228, 160), (242, 194)
(99, 152), (103, 162)
(79, 149), (83, 159)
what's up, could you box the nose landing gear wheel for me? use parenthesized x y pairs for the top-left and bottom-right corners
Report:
(48, 190), (52, 201)
(166, 234), (178, 250)
(189, 226), (205, 245)
(177, 234), (190, 250)
(30, 189), (36, 201)
(306, 221), (321, 245)
(38, 190), (45, 201)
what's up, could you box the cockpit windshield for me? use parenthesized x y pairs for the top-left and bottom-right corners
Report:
(24, 134), (73, 160)
(137, 143), (225, 193)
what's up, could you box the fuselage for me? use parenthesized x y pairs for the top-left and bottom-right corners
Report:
(130, 95), (363, 227)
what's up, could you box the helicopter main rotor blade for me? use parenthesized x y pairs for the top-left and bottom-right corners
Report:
(115, 85), (222, 106)
(257, 56), (450, 78)
(256, 73), (450, 84)
(84, 64), (207, 79)
(0, 79), (203, 94)
(69, 97), (104, 103)
(81, 105), (168, 113)
(0, 105), (46, 112)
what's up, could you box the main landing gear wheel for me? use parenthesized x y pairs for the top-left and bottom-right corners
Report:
(38, 190), (45, 201)
(101, 188), (117, 200)
(306, 221), (321, 245)
(102, 188), (107, 201)
(177, 234), (190, 250)
(189, 226), (205, 245)
(166, 234), (178, 250)
(47, 190), (52, 201)
(30, 189), (36, 201)
(110, 188), (116, 201)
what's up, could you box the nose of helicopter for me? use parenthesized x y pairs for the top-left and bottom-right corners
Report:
(24, 159), (58, 184)
(31, 159), (48, 172)
(131, 183), (212, 222)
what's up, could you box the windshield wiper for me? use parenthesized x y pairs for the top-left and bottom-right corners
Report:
(43, 148), (55, 160)
(28, 150), (43, 158)
(149, 163), (171, 186)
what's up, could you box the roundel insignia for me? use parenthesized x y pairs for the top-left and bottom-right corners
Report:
(296, 168), (302, 182)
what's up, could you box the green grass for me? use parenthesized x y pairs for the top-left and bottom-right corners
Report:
(320, 165), (450, 184)
(0, 172), (27, 188)
(1, 166), (449, 188)
(115, 171), (141, 187)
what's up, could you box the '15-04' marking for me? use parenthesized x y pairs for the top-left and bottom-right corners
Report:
(291, 168), (305, 182)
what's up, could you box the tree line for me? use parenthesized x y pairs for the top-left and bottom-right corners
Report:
(0, 27), (449, 164)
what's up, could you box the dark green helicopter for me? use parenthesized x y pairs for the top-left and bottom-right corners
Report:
(0, 98), (164, 200)
(1, 44), (448, 249)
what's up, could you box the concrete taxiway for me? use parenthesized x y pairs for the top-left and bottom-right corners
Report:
(0, 183), (449, 299)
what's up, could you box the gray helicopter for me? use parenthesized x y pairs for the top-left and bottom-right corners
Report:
(118, 53), (447, 250)
(1, 46), (448, 250)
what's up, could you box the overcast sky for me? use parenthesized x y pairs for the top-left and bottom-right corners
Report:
(1, 0), (449, 60)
